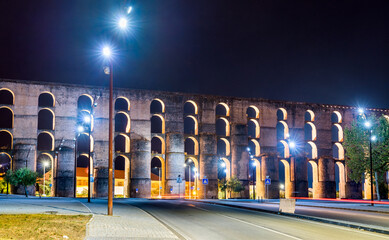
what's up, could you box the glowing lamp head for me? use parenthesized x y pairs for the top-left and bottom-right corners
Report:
(220, 162), (226, 168)
(83, 115), (91, 124)
(358, 108), (364, 114)
(289, 141), (296, 149)
(280, 184), (284, 190)
(371, 135), (377, 142)
(43, 161), (49, 167)
(246, 147), (250, 152)
(364, 121), (372, 128)
(193, 167), (198, 172)
(118, 17), (128, 30)
(102, 46), (112, 58)
(252, 162), (257, 167)
(224, 169), (227, 173)
(127, 6), (133, 14)
(77, 125), (85, 133)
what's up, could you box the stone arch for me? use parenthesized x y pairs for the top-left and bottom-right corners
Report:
(276, 121), (289, 140)
(77, 133), (94, 153)
(185, 137), (198, 155)
(0, 152), (12, 181)
(277, 140), (290, 158)
(76, 154), (93, 197)
(305, 141), (318, 159)
(185, 157), (199, 199)
(216, 103), (230, 116)
(335, 161), (346, 199)
(217, 138), (230, 156)
(247, 105), (260, 119)
(333, 143), (344, 160)
(216, 117), (230, 136)
(77, 94), (93, 111)
(279, 159), (292, 198)
(37, 132), (54, 151)
(184, 100), (198, 115)
(332, 124), (343, 142)
(304, 122), (317, 141)
(184, 115), (198, 135)
(251, 158), (265, 199)
(331, 111), (342, 124)
(38, 92), (55, 107)
(0, 88), (14, 105)
(151, 136), (165, 154)
(115, 97), (130, 111)
(248, 139), (260, 157)
(150, 98), (165, 113)
(114, 134), (130, 153)
(38, 108), (55, 130)
(36, 153), (54, 196)
(0, 107), (13, 129)
(248, 119), (260, 138)
(151, 114), (165, 134)
(219, 157), (231, 180)
(277, 108), (287, 121)
(0, 130), (12, 150)
(115, 111), (130, 133)
(151, 156), (165, 197)
(305, 110), (315, 122)
(114, 155), (130, 197)
(308, 160), (319, 198)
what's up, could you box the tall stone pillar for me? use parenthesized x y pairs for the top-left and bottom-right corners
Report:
(130, 137), (151, 198)
(231, 123), (249, 198)
(261, 153), (279, 199)
(165, 133), (185, 196)
(295, 156), (308, 197)
(200, 134), (217, 199)
(56, 144), (75, 197)
(317, 157), (336, 198)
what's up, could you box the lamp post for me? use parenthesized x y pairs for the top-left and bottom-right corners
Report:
(83, 114), (93, 203)
(43, 161), (49, 197)
(289, 141), (297, 198)
(252, 161), (256, 200)
(364, 121), (375, 206)
(155, 166), (161, 198)
(193, 167), (198, 199)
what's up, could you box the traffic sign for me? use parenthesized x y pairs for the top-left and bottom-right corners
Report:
(202, 179), (209, 185)
(265, 178), (271, 185)
(177, 177), (182, 183)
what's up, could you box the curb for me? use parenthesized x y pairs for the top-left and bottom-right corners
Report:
(197, 200), (389, 236)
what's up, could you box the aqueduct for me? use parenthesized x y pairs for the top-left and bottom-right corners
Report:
(0, 79), (388, 199)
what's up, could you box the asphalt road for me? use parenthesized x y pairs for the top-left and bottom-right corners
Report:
(122, 199), (389, 240)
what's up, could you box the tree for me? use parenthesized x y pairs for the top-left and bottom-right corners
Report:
(7, 168), (38, 197)
(344, 115), (389, 199)
(218, 179), (228, 199)
(227, 176), (245, 198)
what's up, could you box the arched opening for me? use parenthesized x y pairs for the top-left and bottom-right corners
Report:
(304, 122), (317, 141)
(276, 121), (289, 140)
(305, 110), (315, 122)
(277, 108), (287, 121)
(331, 111), (342, 124)
(0, 153), (12, 193)
(151, 115), (165, 134)
(185, 157), (199, 199)
(0, 130), (13, 150)
(217, 138), (230, 156)
(305, 141), (318, 159)
(37, 132), (54, 151)
(0, 107), (13, 129)
(335, 162), (346, 199)
(38, 108), (55, 130)
(216, 103), (230, 116)
(248, 119), (260, 138)
(38, 92), (55, 107)
(76, 154), (93, 198)
(151, 136), (165, 154)
(114, 134), (130, 153)
(77, 133), (93, 153)
(184, 116), (198, 135)
(248, 139), (260, 157)
(184, 100), (198, 115)
(307, 160), (319, 198)
(277, 140), (290, 158)
(77, 94), (93, 111)
(151, 156), (164, 198)
(150, 99), (165, 113)
(114, 155), (130, 198)
(216, 117), (230, 136)
(115, 112), (130, 133)
(332, 124), (343, 142)
(249, 158), (264, 199)
(218, 158), (231, 199)
(115, 97), (130, 111)
(247, 106), (259, 119)
(36, 153), (53, 196)
(0, 88), (14, 105)
(333, 143), (344, 160)
(279, 160), (292, 199)
(184, 137), (198, 155)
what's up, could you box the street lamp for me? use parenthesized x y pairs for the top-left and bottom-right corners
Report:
(252, 161), (257, 200)
(289, 140), (297, 198)
(155, 166), (161, 198)
(364, 120), (374, 206)
(193, 167), (198, 199)
(43, 161), (49, 197)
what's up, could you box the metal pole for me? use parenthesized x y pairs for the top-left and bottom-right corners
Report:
(108, 61), (114, 215)
(189, 165), (191, 199)
(88, 120), (91, 203)
(43, 164), (46, 196)
(74, 135), (78, 198)
(252, 166), (255, 200)
(369, 130), (374, 206)
(158, 167), (161, 197)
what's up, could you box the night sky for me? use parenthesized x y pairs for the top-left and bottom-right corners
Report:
(1, 1), (389, 108)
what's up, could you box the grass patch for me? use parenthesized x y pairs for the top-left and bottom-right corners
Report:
(0, 214), (92, 240)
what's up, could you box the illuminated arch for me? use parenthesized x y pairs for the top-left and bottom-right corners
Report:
(335, 161), (346, 198)
(332, 111), (342, 124)
(277, 108), (287, 121)
(151, 156), (165, 196)
(0, 107), (14, 128)
(276, 121), (289, 140)
(151, 114), (165, 134)
(0, 152), (12, 177)
(151, 136), (165, 154)
(332, 124), (343, 142)
(304, 122), (317, 141)
(305, 141), (318, 159)
(114, 155), (130, 197)
(115, 111), (131, 133)
(308, 160), (319, 198)
(38, 108), (55, 130)
(216, 117), (230, 136)
(305, 110), (315, 122)
(115, 134), (130, 153)
(115, 97), (130, 111)
(217, 138), (231, 156)
(247, 106), (260, 119)
(77, 133), (94, 153)
(216, 103), (230, 116)
(277, 140), (290, 158)
(280, 159), (293, 198)
(0, 88), (15, 105)
(248, 139), (260, 157)
(38, 92), (55, 107)
(36, 153), (54, 174)
(248, 119), (260, 138)
(150, 98), (165, 113)
(186, 156), (199, 170)
(0, 130), (12, 150)
(184, 100), (198, 115)
(333, 143), (344, 160)
(77, 94), (93, 111)
(219, 157), (231, 180)
(37, 131), (54, 151)
(185, 137), (199, 155)
(184, 115), (198, 135)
